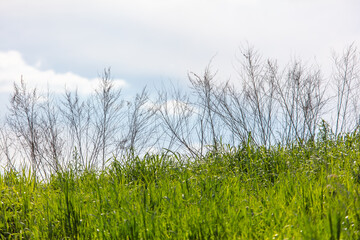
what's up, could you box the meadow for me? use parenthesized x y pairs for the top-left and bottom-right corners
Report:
(1, 125), (360, 239)
(1, 44), (360, 239)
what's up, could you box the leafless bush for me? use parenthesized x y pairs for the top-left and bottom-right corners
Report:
(215, 82), (251, 145)
(121, 87), (158, 155)
(0, 124), (17, 171)
(1, 44), (359, 176)
(92, 68), (125, 169)
(7, 78), (44, 178)
(188, 63), (224, 153)
(156, 85), (200, 158)
(60, 88), (92, 169)
(39, 89), (65, 173)
(234, 47), (277, 146)
(274, 60), (327, 144)
(332, 43), (360, 135)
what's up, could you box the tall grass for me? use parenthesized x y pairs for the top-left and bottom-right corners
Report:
(1, 127), (360, 239)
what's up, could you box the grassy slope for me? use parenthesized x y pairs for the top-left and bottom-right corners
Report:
(1, 132), (360, 239)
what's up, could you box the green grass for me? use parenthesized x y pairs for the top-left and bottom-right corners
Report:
(1, 131), (360, 239)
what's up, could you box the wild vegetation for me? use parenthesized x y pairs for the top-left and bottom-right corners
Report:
(0, 44), (359, 239)
(1, 127), (360, 239)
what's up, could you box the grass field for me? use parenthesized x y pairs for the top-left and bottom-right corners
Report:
(1, 128), (360, 239)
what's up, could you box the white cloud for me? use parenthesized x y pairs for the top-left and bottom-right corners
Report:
(0, 0), (359, 85)
(0, 50), (127, 95)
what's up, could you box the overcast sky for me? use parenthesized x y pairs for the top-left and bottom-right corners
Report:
(0, 0), (359, 110)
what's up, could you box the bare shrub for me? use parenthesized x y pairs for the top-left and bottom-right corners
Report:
(7, 78), (44, 177)
(188, 63), (223, 153)
(274, 60), (327, 144)
(156, 81), (210, 158)
(92, 68), (125, 169)
(121, 87), (158, 156)
(1, 44), (359, 176)
(39, 89), (65, 173)
(332, 43), (360, 135)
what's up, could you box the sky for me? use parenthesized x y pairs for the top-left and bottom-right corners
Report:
(0, 0), (359, 112)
